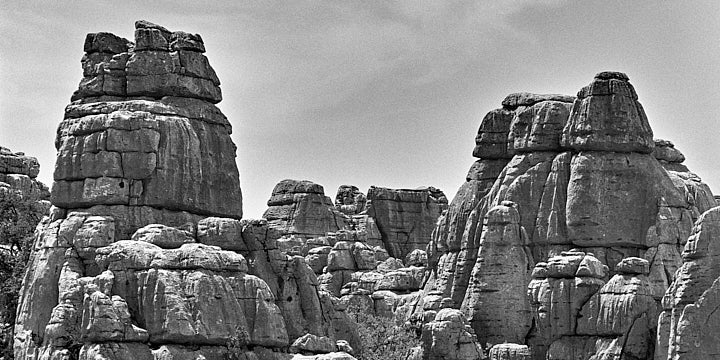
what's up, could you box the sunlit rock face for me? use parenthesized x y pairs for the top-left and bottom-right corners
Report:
(14, 21), (359, 360)
(418, 72), (716, 358)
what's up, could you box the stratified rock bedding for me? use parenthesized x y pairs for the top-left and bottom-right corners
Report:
(417, 72), (717, 359)
(14, 21), (357, 360)
(12, 18), (720, 360)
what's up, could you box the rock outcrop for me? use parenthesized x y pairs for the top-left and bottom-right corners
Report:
(0, 146), (49, 201)
(418, 72), (716, 358)
(14, 21), (356, 360)
(366, 186), (448, 260)
(409, 308), (484, 360)
(264, 180), (347, 239)
(657, 206), (720, 359)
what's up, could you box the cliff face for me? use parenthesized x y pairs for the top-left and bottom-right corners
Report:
(418, 72), (716, 359)
(14, 21), (356, 360)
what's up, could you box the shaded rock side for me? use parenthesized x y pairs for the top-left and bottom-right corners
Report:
(365, 186), (447, 259)
(657, 206), (720, 360)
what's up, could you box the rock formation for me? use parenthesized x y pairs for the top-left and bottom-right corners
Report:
(0, 146), (49, 201)
(657, 207), (720, 359)
(365, 186), (448, 260)
(14, 21), (357, 360)
(417, 71), (716, 358)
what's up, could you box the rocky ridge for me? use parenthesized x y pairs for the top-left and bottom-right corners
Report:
(414, 71), (717, 359)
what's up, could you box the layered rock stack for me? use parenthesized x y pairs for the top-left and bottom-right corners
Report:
(418, 72), (716, 357)
(0, 146), (49, 201)
(14, 21), (357, 360)
(260, 180), (441, 319)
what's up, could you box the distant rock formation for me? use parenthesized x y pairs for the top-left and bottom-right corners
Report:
(366, 186), (447, 259)
(416, 72), (717, 359)
(0, 146), (49, 201)
(14, 21), (356, 360)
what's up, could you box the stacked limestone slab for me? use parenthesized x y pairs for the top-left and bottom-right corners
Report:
(417, 72), (716, 358)
(14, 21), (358, 360)
(0, 146), (49, 201)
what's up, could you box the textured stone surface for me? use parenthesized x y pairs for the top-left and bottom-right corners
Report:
(461, 202), (533, 345)
(472, 108), (515, 159)
(561, 71), (654, 153)
(335, 185), (367, 215)
(408, 308), (485, 360)
(508, 100), (572, 152)
(658, 207), (720, 359)
(14, 22), (358, 360)
(0, 146), (50, 201)
(488, 343), (531, 360)
(365, 186), (447, 259)
(53, 96), (242, 218)
(501, 92), (575, 109)
(264, 179), (347, 239)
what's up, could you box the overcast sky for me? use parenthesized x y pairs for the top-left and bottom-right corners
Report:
(2, 1), (719, 218)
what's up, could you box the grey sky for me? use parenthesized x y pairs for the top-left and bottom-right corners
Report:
(2, 1), (719, 218)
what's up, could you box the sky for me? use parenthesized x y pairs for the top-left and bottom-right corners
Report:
(1, 1), (719, 219)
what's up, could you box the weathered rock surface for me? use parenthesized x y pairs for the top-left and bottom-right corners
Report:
(408, 308), (484, 360)
(657, 206), (720, 359)
(561, 71), (654, 153)
(0, 146), (50, 200)
(366, 186), (447, 259)
(264, 180), (347, 239)
(461, 202), (533, 345)
(14, 21), (357, 360)
(419, 72), (715, 359)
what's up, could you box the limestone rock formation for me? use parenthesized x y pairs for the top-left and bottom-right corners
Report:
(418, 72), (716, 358)
(561, 71), (654, 153)
(54, 20), (242, 220)
(460, 201), (533, 345)
(264, 180), (347, 239)
(409, 308), (485, 360)
(14, 21), (356, 360)
(657, 206), (720, 359)
(366, 186), (447, 259)
(0, 146), (49, 201)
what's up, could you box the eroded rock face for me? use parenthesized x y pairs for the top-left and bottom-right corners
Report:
(15, 21), (357, 360)
(461, 202), (532, 345)
(657, 206), (720, 360)
(264, 179), (347, 239)
(412, 308), (485, 360)
(53, 20), (241, 220)
(561, 71), (654, 153)
(420, 72), (716, 358)
(366, 186), (447, 259)
(0, 146), (50, 200)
